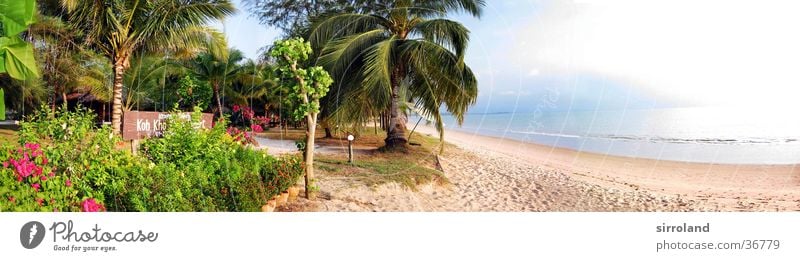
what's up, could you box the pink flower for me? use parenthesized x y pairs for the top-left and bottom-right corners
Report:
(251, 124), (263, 133)
(65, 179), (72, 187)
(81, 198), (105, 212)
(36, 198), (43, 206)
(31, 183), (40, 191)
(2, 161), (7, 168)
(40, 176), (48, 181)
(24, 143), (40, 152)
(233, 104), (240, 112)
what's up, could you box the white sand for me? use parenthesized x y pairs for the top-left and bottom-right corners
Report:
(277, 126), (799, 212)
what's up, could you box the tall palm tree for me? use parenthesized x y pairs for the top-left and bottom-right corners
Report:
(59, 0), (235, 134)
(309, 0), (482, 149)
(187, 49), (244, 118)
(30, 15), (111, 110)
(231, 60), (278, 109)
(123, 55), (172, 111)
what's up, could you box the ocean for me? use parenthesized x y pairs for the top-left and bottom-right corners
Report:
(417, 107), (800, 164)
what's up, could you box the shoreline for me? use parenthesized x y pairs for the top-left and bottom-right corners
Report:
(414, 125), (800, 211)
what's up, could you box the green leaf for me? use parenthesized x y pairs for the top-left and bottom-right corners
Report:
(0, 36), (39, 80)
(0, 0), (36, 36)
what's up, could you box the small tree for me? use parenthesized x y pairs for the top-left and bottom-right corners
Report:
(270, 38), (332, 199)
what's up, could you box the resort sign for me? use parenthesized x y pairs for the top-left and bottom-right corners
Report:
(122, 111), (213, 140)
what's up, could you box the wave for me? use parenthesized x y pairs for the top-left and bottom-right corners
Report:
(508, 130), (582, 139)
(506, 130), (799, 145)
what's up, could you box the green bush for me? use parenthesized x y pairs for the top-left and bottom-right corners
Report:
(1, 106), (305, 212)
(134, 108), (300, 211)
(1, 106), (114, 211)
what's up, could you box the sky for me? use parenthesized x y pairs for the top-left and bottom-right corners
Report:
(220, 0), (800, 113)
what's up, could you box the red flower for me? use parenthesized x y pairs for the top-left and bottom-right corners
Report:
(36, 198), (43, 206)
(65, 179), (72, 187)
(81, 198), (105, 212)
(31, 183), (40, 191)
(233, 104), (240, 113)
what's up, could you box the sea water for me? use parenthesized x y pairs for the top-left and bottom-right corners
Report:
(416, 107), (800, 164)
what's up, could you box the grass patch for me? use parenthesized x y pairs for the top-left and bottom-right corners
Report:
(0, 125), (19, 145)
(313, 127), (450, 191)
(256, 125), (455, 191)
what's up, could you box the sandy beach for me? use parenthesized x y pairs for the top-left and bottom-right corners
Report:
(276, 124), (800, 212)
(410, 126), (800, 211)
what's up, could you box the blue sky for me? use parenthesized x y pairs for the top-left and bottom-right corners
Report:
(220, 0), (800, 114)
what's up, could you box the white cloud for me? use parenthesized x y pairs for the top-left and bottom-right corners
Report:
(506, 0), (800, 108)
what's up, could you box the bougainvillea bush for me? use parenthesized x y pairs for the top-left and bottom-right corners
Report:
(0, 106), (304, 212)
(224, 104), (264, 146)
(1, 106), (115, 211)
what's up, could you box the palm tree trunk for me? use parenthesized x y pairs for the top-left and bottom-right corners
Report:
(214, 82), (223, 118)
(384, 66), (408, 149)
(111, 64), (125, 135)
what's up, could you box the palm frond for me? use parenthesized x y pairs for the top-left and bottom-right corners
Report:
(360, 36), (397, 107)
(411, 18), (470, 63)
(308, 13), (388, 53)
(318, 29), (387, 78)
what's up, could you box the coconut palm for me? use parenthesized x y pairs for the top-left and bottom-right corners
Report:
(309, 0), (482, 149)
(59, 0), (235, 134)
(231, 60), (278, 109)
(187, 49), (244, 118)
(29, 15), (112, 109)
(123, 55), (174, 111)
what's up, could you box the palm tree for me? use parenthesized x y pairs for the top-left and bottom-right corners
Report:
(30, 15), (111, 110)
(231, 60), (278, 109)
(59, 0), (235, 134)
(123, 55), (172, 112)
(309, 0), (482, 149)
(187, 49), (244, 118)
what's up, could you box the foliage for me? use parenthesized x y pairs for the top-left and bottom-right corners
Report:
(187, 48), (244, 117)
(270, 37), (332, 199)
(1, 105), (117, 212)
(0, 0), (40, 80)
(271, 38), (333, 120)
(309, 0), (483, 148)
(134, 108), (297, 211)
(1, 105), (303, 212)
(58, 0), (235, 133)
(31, 15), (112, 104)
(242, 0), (381, 36)
(176, 75), (213, 110)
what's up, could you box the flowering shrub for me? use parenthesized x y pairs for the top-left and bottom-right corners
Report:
(0, 141), (102, 212)
(226, 127), (257, 145)
(81, 198), (105, 212)
(133, 108), (300, 211)
(232, 104), (255, 121)
(1, 106), (304, 212)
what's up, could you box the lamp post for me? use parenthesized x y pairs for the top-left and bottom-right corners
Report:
(347, 134), (355, 164)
